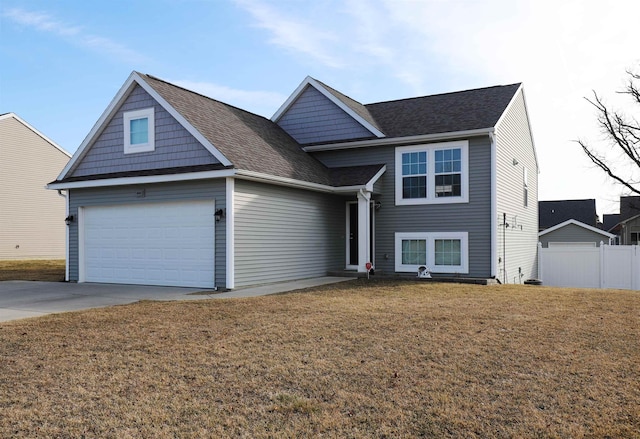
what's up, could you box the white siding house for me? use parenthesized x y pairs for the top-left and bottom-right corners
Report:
(1, 113), (71, 259)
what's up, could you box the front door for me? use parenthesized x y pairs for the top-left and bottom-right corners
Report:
(348, 203), (359, 267)
(346, 201), (375, 269)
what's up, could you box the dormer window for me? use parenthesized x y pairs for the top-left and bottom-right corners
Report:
(124, 108), (155, 154)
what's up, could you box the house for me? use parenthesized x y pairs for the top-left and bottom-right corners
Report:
(538, 199), (598, 231)
(0, 113), (71, 260)
(603, 196), (640, 243)
(538, 219), (614, 248)
(47, 72), (538, 288)
(610, 213), (640, 245)
(602, 213), (620, 233)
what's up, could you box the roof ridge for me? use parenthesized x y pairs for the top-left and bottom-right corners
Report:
(311, 77), (382, 133)
(140, 73), (271, 121)
(365, 83), (522, 106)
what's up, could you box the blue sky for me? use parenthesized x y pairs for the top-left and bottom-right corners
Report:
(1, 0), (639, 217)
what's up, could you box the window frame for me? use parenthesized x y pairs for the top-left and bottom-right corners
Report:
(395, 140), (469, 205)
(124, 108), (155, 154)
(394, 232), (469, 274)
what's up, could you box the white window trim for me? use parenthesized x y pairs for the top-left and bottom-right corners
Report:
(124, 107), (155, 154)
(395, 140), (469, 205)
(395, 232), (469, 274)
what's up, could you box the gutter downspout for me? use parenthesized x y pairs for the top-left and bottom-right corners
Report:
(57, 190), (69, 282)
(489, 132), (498, 280)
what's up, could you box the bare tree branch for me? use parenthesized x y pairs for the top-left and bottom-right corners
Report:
(577, 66), (640, 195)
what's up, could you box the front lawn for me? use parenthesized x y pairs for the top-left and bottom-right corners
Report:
(0, 259), (65, 281)
(0, 280), (638, 437)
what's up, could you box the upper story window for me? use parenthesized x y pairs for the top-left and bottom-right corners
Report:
(395, 140), (469, 205)
(124, 108), (155, 154)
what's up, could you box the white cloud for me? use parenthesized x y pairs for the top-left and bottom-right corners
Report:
(233, 0), (344, 68)
(2, 7), (81, 36)
(2, 7), (148, 64)
(171, 79), (287, 117)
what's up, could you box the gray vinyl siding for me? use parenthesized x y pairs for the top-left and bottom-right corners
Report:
(539, 224), (610, 247)
(312, 136), (493, 277)
(619, 217), (640, 245)
(277, 85), (373, 144)
(0, 115), (70, 259)
(71, 85), (219, 177)
(67, 179), (226, 286)
(495, 88), (539, 283)
(233, 180), (344, 287)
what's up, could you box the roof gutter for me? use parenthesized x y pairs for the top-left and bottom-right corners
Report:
(302, 128), (494, 152)
(46, 169), (236, 190)
(47, 166), (388, 194)
(236, 165), (386, 194)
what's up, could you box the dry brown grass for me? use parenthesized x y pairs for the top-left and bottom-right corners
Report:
(1, 279), (639, 438)
(0, 259), (65, 282)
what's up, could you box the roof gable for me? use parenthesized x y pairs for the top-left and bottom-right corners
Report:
(538, 219), (614, 238)
(272, 76), (384, 143)
(0, 113), (70, 158)
(68, 84), (221, 179)
(57, 72), (231, 181)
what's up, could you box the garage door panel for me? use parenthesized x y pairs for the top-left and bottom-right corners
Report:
(83, 200), (215, 288)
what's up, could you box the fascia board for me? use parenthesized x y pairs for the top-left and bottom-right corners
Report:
(56, 72), (140, 180)
(271, 76), (312, 123)
(495, 84), (540, 172)
(538, 219), (615, 238)
(271, 76), (385, 138)
(305, 77), (385, 138)
(235, 169), (336, 193)
(1, 113), (71, 157)
(302, 128), (494, 152)
(46, 169), (236, 190)
(364, 165), (387, 192)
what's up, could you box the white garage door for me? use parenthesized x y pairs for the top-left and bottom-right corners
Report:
(82, 200), (215, 287)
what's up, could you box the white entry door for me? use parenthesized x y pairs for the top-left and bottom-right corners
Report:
(81, 200), (215, 287)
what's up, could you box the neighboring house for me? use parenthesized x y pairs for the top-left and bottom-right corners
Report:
(0, 113), (71, 259)
(47, 72), (538, 288)
(602, 213), (620, 233)
(538, 219), (614, 248)
(611, 213), (640, 245)
(538, 199), (598, 231)
(603, 196), (640, 243)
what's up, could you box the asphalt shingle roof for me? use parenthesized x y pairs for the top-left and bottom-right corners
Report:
(141, 74), (335, 186)
(55, 74), (522, 188)
(364, 83), (521, 138)
(539, 199), (597, 229)
(328, 164), (385, 187)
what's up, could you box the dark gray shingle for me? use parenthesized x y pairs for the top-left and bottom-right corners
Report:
(365, 83), (521, 137)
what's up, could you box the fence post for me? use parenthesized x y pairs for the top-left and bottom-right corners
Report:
(631, 245), (638, 290)
(599, 243), (605, 289)
(537, 242), (543, 282)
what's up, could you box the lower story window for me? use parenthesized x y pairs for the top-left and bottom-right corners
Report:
(395, 232), (468, 274)
(402, 239), (427, 265)
(435, 239), (462, 266)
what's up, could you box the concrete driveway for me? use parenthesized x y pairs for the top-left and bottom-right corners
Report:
(0, 277), (352, 323)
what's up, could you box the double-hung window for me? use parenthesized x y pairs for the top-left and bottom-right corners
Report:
(124, 108), (155, 154)
(395, 232), (468, 274)
(395, 140), (468, 205)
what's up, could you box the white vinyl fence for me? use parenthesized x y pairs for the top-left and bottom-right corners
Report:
(538, 243), (640, 290)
